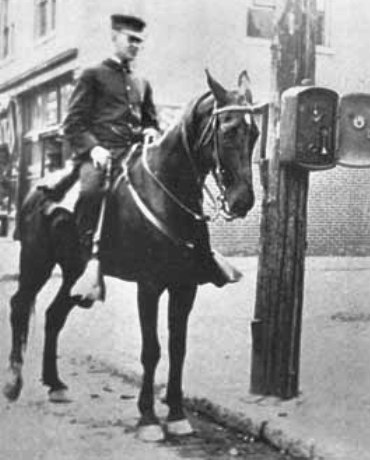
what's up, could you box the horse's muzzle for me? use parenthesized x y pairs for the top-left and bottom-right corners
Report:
(228, 190), (255, 218)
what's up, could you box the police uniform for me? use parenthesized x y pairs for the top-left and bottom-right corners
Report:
(62, 14), (159, 242)
(63, 58), (158, 160)
(63, 57), (159, 194)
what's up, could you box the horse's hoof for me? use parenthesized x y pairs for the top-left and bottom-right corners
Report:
(137, 424), (165, 443)
(166, 418), (194, 436)
(48, 388), (72, 403)
(3, 368), (23, 401)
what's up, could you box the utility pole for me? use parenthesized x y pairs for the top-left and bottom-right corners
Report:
(250, 0), (317, 399)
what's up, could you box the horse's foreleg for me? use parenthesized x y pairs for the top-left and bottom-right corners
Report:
(137, 281), (164, 441)
(165, 283), (197, 435)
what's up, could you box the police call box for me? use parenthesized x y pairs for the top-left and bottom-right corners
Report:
(280, 87), (370, 170)
(336, 93), (370, 168)
(280, 86), (338, 170)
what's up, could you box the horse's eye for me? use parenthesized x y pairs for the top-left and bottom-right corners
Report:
(221, 168), (234, 187)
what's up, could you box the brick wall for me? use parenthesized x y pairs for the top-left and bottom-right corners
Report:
(208, 168), (262, 256)
(209, 165), (370, 256)
(307, 167), (370, 256)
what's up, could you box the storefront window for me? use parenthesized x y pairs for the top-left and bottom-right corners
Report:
(44, 89), (58, 126)
(0, 101), (18, 216)
(21, 75), (73, 184)
(0, 145), (11, 211)
(60, 82), (73, 120)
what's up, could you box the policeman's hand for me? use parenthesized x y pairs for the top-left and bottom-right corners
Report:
(90, 146), (111, 168)
(143, 127), (161, 145)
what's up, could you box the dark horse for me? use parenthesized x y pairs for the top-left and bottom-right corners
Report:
(3, 71), (262, 440)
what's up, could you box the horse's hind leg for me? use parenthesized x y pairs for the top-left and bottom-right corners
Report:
(137, 281), (165, 441)
(165, 282), (197, 436)
(42, 283), (77, 401)
(42, 211), (85, 402)
(4, 245), (55, 401)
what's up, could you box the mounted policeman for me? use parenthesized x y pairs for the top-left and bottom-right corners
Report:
(43, 11), (241, 294)
(4, 10), (259, 408)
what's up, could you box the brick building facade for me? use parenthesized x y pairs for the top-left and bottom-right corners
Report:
(0, 0), (370, 255)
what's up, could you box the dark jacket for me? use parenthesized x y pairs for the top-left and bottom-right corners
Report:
(63, 58), (159, 158)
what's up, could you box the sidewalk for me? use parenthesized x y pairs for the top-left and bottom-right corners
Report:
(2, 238), (370, 459)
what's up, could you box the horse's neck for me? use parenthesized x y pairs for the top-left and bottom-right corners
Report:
(150, 122), (207, 190)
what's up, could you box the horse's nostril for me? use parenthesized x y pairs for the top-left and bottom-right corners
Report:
(232, 200), (248, 216)
(232, 194), (255, 216)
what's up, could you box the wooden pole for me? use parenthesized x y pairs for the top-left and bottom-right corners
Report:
(251, 0), (316, 399)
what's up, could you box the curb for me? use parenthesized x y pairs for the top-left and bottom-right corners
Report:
(92, 357), (327, 460)
(184, 397), (327, 460)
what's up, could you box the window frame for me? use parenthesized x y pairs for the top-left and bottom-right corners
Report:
(0, 0), (14, 60)
(246, 0), (276, 41)
(315, 0), (331, 50)
(34, 0), (57, 40)
(246, 0), (332, 51)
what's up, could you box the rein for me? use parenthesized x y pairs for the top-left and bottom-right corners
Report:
(122, 165), (195, 250)
(146, 98), (259, 223)
(141, 141), (209, 222)
(115, 96), (263, 248)
(114, 147), (195, 249)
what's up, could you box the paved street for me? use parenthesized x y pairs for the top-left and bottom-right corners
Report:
(3, 238), (370, 459)
(0, 240), (293, 460)
(0, 353), (292, 460)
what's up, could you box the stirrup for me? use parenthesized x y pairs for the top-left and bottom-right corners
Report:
(212, 250), (243, 284)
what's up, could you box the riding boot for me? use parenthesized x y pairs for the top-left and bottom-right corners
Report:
(74, 162), (106, 251)
(74, 194), (101, 252)
(69, 162), (107, 306)
(70, 194), (106, 306)
(194, 222), (243, 287)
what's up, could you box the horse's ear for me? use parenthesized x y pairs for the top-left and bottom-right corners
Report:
(205, 69), (228, 105)
(237, 69), (253, 103)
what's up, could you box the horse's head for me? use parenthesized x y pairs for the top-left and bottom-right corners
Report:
(196, 70), (261, 219)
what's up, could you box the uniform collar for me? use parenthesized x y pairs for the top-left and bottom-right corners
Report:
(104, 56), (131, 73)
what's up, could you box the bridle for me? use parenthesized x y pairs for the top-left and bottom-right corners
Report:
(119, 97), (269, 248)
(144, 99), (264, 222)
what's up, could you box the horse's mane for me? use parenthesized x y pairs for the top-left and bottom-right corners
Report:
(181, 91), (214, 136)
(154, 92), (213, 155)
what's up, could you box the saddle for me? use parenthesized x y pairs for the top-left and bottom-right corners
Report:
(37, 144), (142, 217)
(37, 163), (81, 215)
